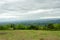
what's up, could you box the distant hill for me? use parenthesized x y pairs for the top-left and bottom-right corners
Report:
(0, 18), (60, 25)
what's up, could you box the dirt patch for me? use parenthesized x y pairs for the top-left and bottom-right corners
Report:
(0, 32), (8, 35)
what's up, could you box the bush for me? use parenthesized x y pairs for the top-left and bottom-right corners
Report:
(54, 24), (60, 30)
(0, 25), (10, 30)
(0, 23), (60, 30)
(28, 25), (39, 30)
(15, 24), (26, 30)
(47, 23), (55, 30)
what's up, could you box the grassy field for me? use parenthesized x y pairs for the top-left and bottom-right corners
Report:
(0, 30), (60, 40)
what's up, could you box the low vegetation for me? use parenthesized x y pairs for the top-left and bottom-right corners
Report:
(0, 23), (60, 40)
(0, 23), (60, 30)
(0, 30), (60, 40)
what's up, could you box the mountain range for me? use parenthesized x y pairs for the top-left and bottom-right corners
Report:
(0, 18), (60, 25)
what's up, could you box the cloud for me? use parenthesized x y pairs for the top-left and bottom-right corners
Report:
(0, 0), (24, 3)
(0, 9), (53, 20)
(0, 0), (60, 21)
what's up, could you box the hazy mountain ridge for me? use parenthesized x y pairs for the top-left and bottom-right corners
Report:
(0, 18), (60, 25)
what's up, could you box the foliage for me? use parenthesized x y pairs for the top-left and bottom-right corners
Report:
(0, 23), (60, 30)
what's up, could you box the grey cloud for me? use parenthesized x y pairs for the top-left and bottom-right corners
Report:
(0, 0), (60, 20)
(24, 8), (60, 18)
(0, 0), (60, 13)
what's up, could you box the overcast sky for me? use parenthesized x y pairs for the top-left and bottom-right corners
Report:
(0, 0), (60, 21)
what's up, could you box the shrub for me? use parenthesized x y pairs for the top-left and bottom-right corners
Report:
(47, 23), (55, 30)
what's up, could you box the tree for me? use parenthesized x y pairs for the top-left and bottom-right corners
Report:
(15, 24), (26, 30)
(10, 24), (15, 30)
(0, 25), (10, 30)
(54, 24), (60, 30)
(47, 23), (54, 30)
(29, 25), (39, 30)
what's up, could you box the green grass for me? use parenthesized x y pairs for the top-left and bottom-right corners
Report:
(0, 30), (60, 40)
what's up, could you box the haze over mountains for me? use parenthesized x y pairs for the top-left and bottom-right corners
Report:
(0, 18), (60, 25)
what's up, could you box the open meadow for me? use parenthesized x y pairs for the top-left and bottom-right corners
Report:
(0, 30), (60, 40)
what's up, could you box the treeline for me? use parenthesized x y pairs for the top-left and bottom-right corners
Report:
(0, 23), (60, 30)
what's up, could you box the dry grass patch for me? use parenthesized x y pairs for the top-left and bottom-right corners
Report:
(0, 30), (60, 40)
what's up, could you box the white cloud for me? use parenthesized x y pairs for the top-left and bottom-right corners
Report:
(0, 0), (23, 3)
(0, 9), (53, 20)
(0, 8), (60, 21)
(25, 9), (53, 14)
(40, 16), (60, 19)
(0, 0), (60, 21)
